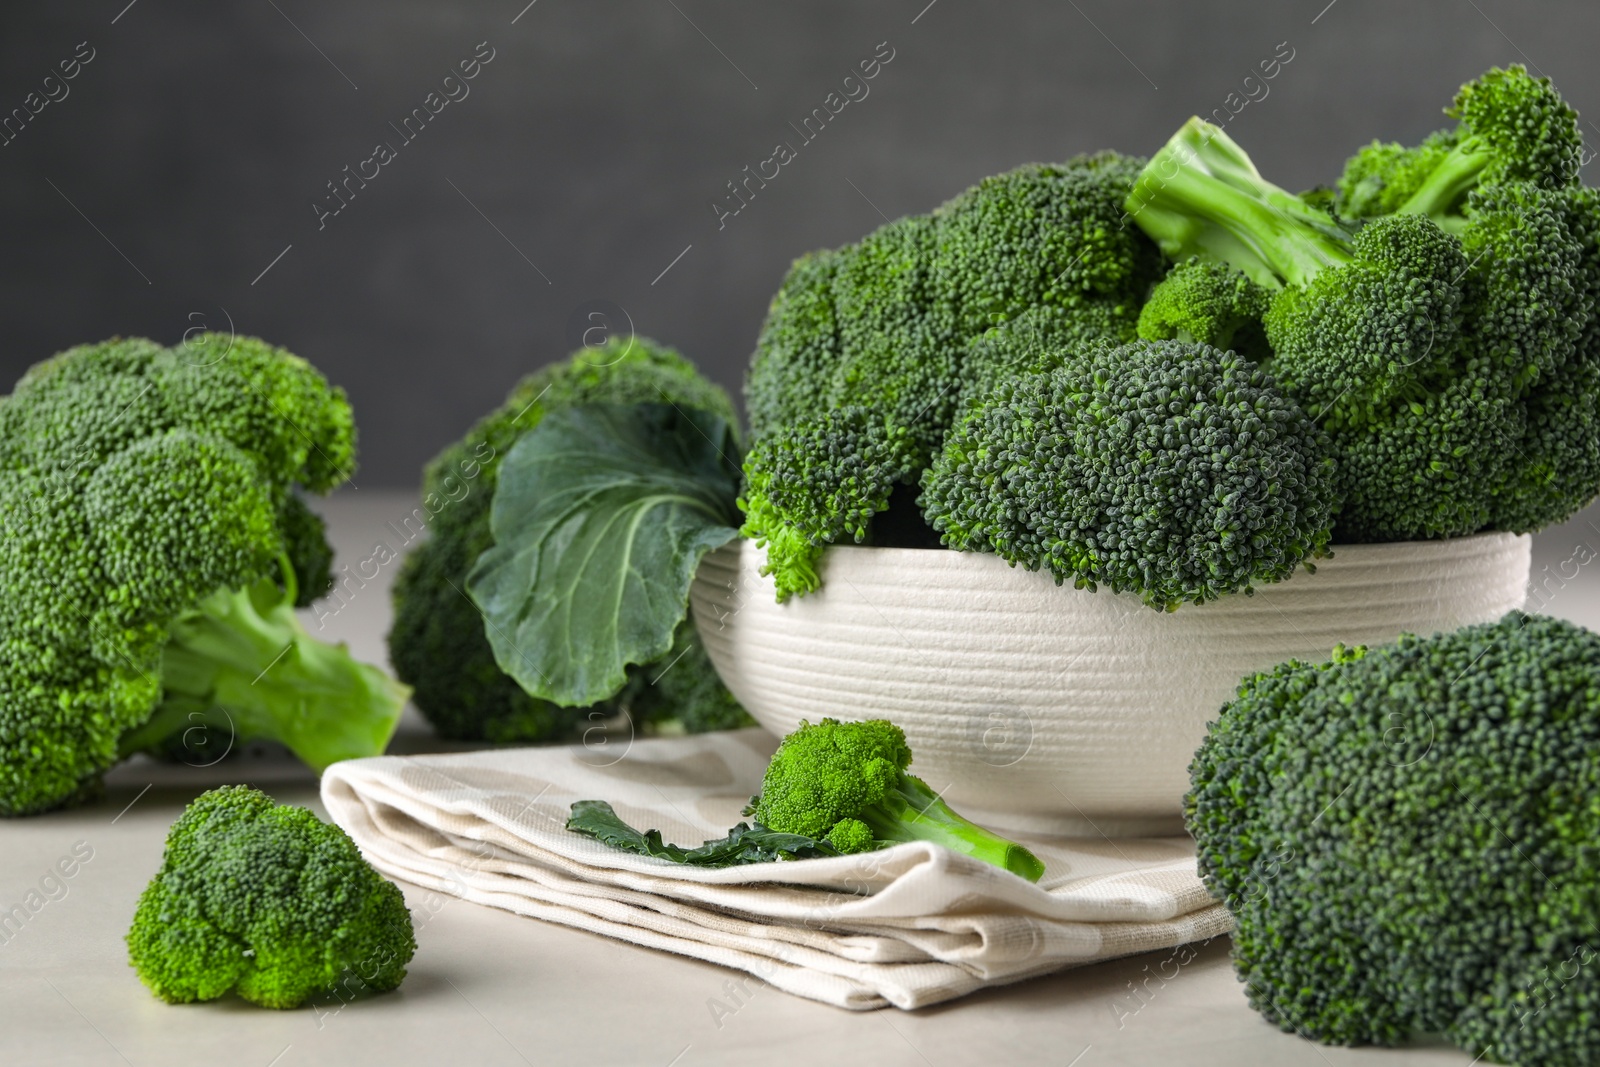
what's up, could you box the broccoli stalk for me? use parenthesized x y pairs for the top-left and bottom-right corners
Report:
(842, 769), (1039, 878)
(1125, 118), (1353, 290)
(119, 561), (408, 769)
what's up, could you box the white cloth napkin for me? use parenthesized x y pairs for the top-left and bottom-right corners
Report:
(321, 729), (1231, 1010)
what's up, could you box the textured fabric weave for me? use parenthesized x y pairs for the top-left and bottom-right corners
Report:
(322, 729), (1231, 1009)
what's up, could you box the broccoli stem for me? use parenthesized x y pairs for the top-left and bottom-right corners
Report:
(861, 773), (1046, 882)
(1394, 137), (1487, 229)
(1126, 117), (1353, 289)
(119, 558), (409, 769)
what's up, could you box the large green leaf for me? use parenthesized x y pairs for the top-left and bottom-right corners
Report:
(466, 403), (741, 707)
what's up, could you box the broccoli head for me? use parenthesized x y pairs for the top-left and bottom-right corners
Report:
(921, 337), (1337, 611)
(738, 407), (915, 601)
(1129, 109), (1600, 541)
(127, 786), (415, 1009)
(750, 718), (1044, 881)
(1397, 65), (1583, 224)
(1337, 129), (1459, 221)
(740, 153), (1159, 599)
(0, 336), (408, 816)
(387, 336), (751, 741)
(1188, 612), (1600, 1064)
(1136, 256), (1272, 359)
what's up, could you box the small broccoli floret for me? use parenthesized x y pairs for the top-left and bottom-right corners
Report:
(387, 336), (748, 742)
(1458, 181), (1588, 396)
(1394, 65), (1583, 225)
(1188, 612), (1600, 1064)
(1497, 185), (1600, 531)
(1328, 354), (1524, 542)
(127, 786), (415, 1009)
(931, 154), (1160, 339)
(738, 407), (915, 601)
(0, 336), (407, 816)
(1136, 257), (1272, 358)
(739, 154), (1160, 599)
(1262, 212), (1467, 429)
(1337, 129), (1458, 220)
(921, 338), (1337, 611)
(1129, 123), (1468, 429)
(750, 718), (1044, 881)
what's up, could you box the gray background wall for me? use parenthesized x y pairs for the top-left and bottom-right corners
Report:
(2, 0), (1598, 488)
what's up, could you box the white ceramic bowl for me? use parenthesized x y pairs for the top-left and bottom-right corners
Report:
(690, 535), (1531, 836)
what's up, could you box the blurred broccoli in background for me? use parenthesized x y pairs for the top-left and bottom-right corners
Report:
(387, 336), (753, 743)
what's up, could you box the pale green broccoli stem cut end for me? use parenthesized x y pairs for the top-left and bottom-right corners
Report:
(860, 773), (1046, 883)
(1126, 117), (1353, 290)
(121, 556), (410, 768)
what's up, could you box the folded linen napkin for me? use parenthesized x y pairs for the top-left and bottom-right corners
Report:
(321, 728), (1231, 1010)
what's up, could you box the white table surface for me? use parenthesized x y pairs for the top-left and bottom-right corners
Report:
(7, 491), (1598, 1067)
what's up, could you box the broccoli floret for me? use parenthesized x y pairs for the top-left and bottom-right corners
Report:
(1188, 612), (1600, 1064)
(921, 338), (1337, 611)
(387, 336), (749, 741)
(1498, 185), (1600, 531)
(958, 302), (1139, 412)
(749, 718), (1044, 881)
(1136, 257), (1272, 359)
(1129, 112), (1600, 540)
(931, 154), (1159, 339)
(1129, 121), (1468, 429)
(738, 407), (915, 601)
(740, 154), (1159, 599)
(1458, 181), (1588, 396)
(1262, 212), (1468, 429)
(0, 336), (408, 816)
(1329, 353), (1524, 541)
(746, 249), (843, 442)
(1337, 129), (1458, 220)
(1393, 65), (1583, 225)
(127, 786), (415, 1009)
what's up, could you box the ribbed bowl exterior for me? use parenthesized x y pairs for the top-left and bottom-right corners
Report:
(690, 535), (1531, 835)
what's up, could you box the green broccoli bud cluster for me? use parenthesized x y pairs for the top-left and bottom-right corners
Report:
(1136, 257), (1272, 359)
(1128, 65), (1600, 542)
(740, 153), (1161, 597)
(127, 786), (416, 1009)
(750, 718), (1044, 881)
(738, 407), (914, 601)
(921, 339), (1337, 611)
(0, 335), (406, 816)
(1188, 612), (1600, 1064)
